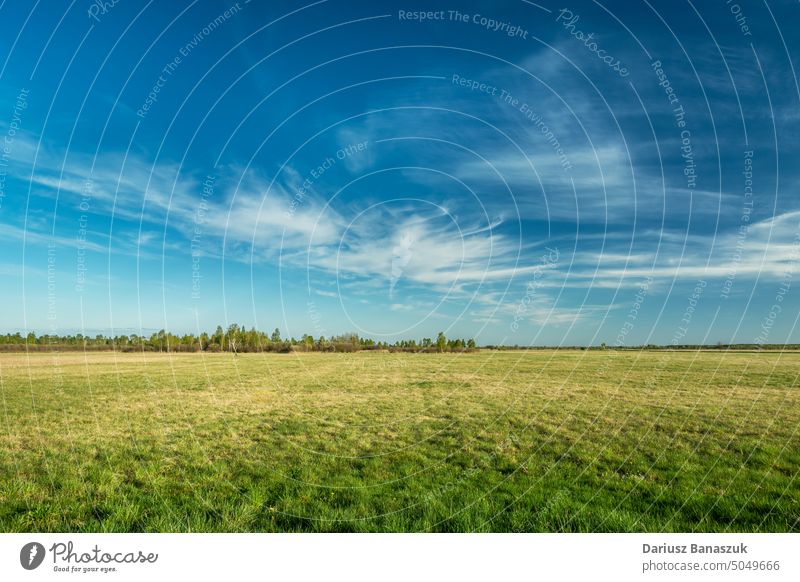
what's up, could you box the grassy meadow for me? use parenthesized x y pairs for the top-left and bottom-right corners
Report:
(0, 350), (798, 532)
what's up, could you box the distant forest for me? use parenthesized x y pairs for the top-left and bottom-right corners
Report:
(0, 327), (476, 353)
(0, 329), (797, 353)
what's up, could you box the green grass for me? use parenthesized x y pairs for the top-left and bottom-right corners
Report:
(0, 350), (798, 532)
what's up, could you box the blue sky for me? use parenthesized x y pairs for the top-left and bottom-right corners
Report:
(1, 0), (799, 345)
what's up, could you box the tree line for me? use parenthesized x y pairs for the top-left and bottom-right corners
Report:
(2, 330), (791, 352)
(0, 327), (478, 353)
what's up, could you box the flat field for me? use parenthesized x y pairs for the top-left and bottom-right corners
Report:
(0, 350), (798, 532)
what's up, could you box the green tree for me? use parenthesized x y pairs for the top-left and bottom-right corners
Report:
(227, 324), (241, 353)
